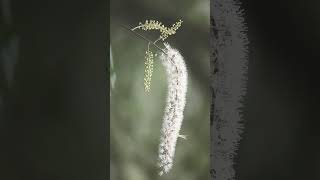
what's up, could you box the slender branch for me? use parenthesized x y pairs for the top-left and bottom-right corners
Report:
(118, 23), (166, 54)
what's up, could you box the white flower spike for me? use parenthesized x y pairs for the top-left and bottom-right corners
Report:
(158, 43), (188, 176)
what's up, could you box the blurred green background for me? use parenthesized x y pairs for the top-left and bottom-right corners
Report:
(110, 0), (209, 179)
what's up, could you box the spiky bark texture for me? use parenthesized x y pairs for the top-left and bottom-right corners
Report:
(158, 43), (188, 176)
(210, 0), (249, 179)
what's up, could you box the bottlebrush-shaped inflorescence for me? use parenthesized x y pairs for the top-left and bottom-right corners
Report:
(158, 43), (188, 176)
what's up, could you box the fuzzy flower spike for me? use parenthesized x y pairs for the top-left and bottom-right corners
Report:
(158, 43), (188, 176)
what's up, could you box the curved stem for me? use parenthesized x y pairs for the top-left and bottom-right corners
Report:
(154, 37), (162, 44)
(131, 26), (142, 31)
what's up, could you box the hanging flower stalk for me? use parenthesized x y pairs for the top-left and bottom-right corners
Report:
(143, 43), (154, 92)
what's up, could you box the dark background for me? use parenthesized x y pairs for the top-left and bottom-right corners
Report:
(2, 0), (320, 179)
(1, 0), (109, 180)
(236, 0), (320, 179)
